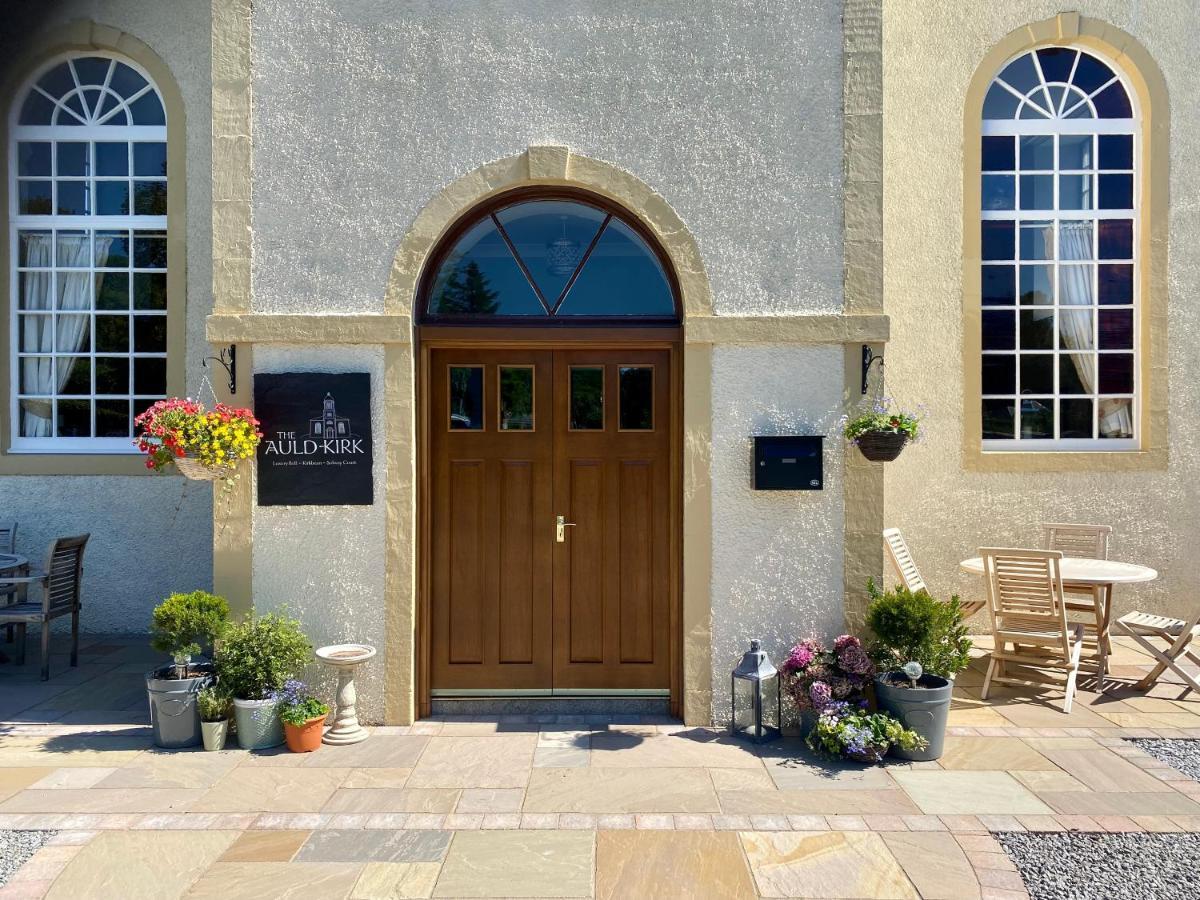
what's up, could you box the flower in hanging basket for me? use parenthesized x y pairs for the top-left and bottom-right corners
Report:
(843, 398), (923, 462)
(135, 398), (262, 484)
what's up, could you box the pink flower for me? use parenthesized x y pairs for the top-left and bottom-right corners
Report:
(783, 639), (822, 673)
(837, 643), (874, 676)
(833, 634), (860, 652)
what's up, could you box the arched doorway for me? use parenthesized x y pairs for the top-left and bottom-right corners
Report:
(416, 187), (682, 712)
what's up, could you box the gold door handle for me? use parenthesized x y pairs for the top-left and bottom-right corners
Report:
(556, 515), (576, 542)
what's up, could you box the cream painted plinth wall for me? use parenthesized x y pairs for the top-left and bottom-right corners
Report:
(883, 3), (1200, 619)
(710, 344), (846, 722)
(251, 344), (388, 724)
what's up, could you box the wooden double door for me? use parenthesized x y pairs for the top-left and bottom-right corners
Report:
(429, 346), (674, 693)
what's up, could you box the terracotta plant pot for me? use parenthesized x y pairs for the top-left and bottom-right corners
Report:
(284, 714), (327, 753)
(855, 430), (909, 462)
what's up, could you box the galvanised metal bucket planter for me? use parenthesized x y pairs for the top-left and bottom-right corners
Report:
(145, 665), (215, 749)
(874, 672), (952, 761)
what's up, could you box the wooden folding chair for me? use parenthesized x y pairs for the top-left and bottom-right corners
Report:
(0, 534), (88, 680)
(980, 548), (1085, 713)
(883, 527), (984, 616)
(1042, 523), (1114, 671)
(1113, 609), (1200, 697)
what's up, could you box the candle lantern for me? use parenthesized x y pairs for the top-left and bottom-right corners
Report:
(730, 639), (781, 743)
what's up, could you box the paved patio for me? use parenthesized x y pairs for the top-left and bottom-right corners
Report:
(2, 635), (1200, 898)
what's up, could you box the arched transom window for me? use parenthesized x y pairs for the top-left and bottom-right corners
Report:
(10, 54), (168, 450)
(421, 194), (678, 321)
(980, 47), (1137, 449)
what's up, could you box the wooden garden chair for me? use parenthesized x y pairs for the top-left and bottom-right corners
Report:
(1113, 608), (1200, 697)
(0, 534), (88, 680)
(883, 527), (984, 617)
(1042, 523), (1114, 669)
(0, 521), (18, 643)
(980, 548), (1084, 713)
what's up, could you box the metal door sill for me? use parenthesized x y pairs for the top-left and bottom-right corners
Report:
(430, 688), (670, 699)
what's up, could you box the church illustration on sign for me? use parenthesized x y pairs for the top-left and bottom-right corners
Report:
(310, 393), (352, 438)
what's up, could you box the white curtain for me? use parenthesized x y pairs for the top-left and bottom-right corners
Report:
(18, 232), (111, 437)
(1056, 222), (1133, 439)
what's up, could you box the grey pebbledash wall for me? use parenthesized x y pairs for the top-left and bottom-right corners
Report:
(0, 0), (213, 633)
(248, 0), (849, 722)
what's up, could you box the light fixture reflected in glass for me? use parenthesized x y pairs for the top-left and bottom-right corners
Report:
(545, 215), (581, 276)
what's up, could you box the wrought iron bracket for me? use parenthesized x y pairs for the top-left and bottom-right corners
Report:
(861, 344), (884, 395)
(203, 344), (237, 395)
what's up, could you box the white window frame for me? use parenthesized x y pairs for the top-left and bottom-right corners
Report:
(979, 48), (1140, 453)
(8, 52), (168, 454)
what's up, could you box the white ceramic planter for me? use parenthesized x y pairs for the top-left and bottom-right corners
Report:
(200, 719), (229, 751)
(233, 697), (284, 750)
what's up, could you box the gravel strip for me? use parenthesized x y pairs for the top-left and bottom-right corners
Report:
(997, 831), (1200, 900)
(0, 830), (55, 886)
(1129, 738), (1200, 781)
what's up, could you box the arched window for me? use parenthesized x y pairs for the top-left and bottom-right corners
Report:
(420, 192), (679, 322)
(10, 54), (168, 450)
(979, 47), (1137, 448)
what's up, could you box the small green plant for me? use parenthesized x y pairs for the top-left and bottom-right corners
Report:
(149, 590), (230, 676)
(843, 398), (922, 443)
(806, 701), (927, 763)
(865, 578), (972, 677)
(275, 680), (330, 727)
(215, 612), (312, 701)
(196, 687), (230, 723)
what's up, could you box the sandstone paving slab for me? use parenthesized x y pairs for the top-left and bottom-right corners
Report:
(890, 771), (1053, 815)
(1036, 746), (1176, 793)
(0, 767), (55, 801)
(95, 750), (242, 790)
(524, 767), (718, 814)
(183, 861), (364, 899)
(757, 744), (898, 790)
(707, 767), (776, 792)
(880, 831), (981, 900)
(1011, 769), (1089, 793)
(45, 829), (239, 900)
(341, 768), (413, 789)
(0, 787), (202, 813)
(532, 747), (590, 767)
(719, 789), (920, 816)
(589, 730), (760, 768)
(456, 789), (524, 813)
(351, 861), (442, 899)
(936, 736), (1058, 771)
(434, 830), (593, 898)
(595, 829), (755, 899)
(406, 736), (535, 790)
(989, 700), (1114, 729)
(27, 768), (116, 789)
(1037, 790), (1200, 816)
(297, 829), (451, 863)
(740, 830), (919, 899)
(322, 789), (459, 814)
(302, 736), (430, 769)
(191, 767), (350, 813)
(218, 830), (311, 862)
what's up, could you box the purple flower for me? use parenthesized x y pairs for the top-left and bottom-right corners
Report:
(808, 681), (832, 709)
(784, 639), (821, 672)
(837, 643), (874, 676)
(833, 634), (860, 652)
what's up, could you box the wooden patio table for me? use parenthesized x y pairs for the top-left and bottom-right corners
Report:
(960, 555), (1157, 677)
(0, 553), (29, 664)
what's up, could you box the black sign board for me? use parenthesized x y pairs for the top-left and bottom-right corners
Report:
(254, 372), (374, 506)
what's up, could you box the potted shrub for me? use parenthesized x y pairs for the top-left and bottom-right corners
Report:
(135, 398), (262, 486)
(216, 612), (312, 750)
(197, 687), (231, 751)
(844, 399), (922, 462)
(807, 700), (927, 763)
(866, 579), (973, 761)
(780, 634), (875, 729)
(145, 590), (229, 749)
(277, 680), (330, 753)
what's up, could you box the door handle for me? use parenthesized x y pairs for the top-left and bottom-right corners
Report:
(556, 515), (576, 542)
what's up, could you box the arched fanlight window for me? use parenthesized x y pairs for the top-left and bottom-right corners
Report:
(420, 192), (679, 321)
(10, 54), (169, 449)
(979, 47), (1137, 449)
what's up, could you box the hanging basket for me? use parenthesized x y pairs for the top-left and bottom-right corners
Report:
(855, 431), (909, 462)
(173, 456), (224, 482)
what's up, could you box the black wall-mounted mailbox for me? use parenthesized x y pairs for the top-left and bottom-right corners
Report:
(753, 435), (824, 491)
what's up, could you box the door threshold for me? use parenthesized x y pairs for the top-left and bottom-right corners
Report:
(430, 688), (670, 699)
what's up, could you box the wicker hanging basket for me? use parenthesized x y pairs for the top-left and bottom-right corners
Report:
(173, 456), (223, 482)
(855, 431), (909, 462)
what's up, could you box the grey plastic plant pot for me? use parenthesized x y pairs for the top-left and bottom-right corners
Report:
(233, 696), (284, 750)
(874, 672), (953, 761)
(145, 666), (214, 749)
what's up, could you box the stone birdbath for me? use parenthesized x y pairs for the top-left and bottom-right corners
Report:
(315, 643), (376, 745)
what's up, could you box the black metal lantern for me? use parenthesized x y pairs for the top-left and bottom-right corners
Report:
(730, 639), (781, 743)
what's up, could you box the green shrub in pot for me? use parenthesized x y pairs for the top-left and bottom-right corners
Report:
(216, 612), (313, 750)
(865, 579), (972, 761)
(196, 686), (231, 752)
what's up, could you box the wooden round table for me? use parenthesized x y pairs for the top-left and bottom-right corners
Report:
(0, 554), (28, 665)
(959, 556), (1157, 673)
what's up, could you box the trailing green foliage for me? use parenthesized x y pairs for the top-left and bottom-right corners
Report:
(865, 578), (972, 677)
(806, 701), (927, 763)
(196, 686), (230, 723)
(276, 680), (330, 727)
(215, 612), (312, 701)
(149, 590), (230, 665)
